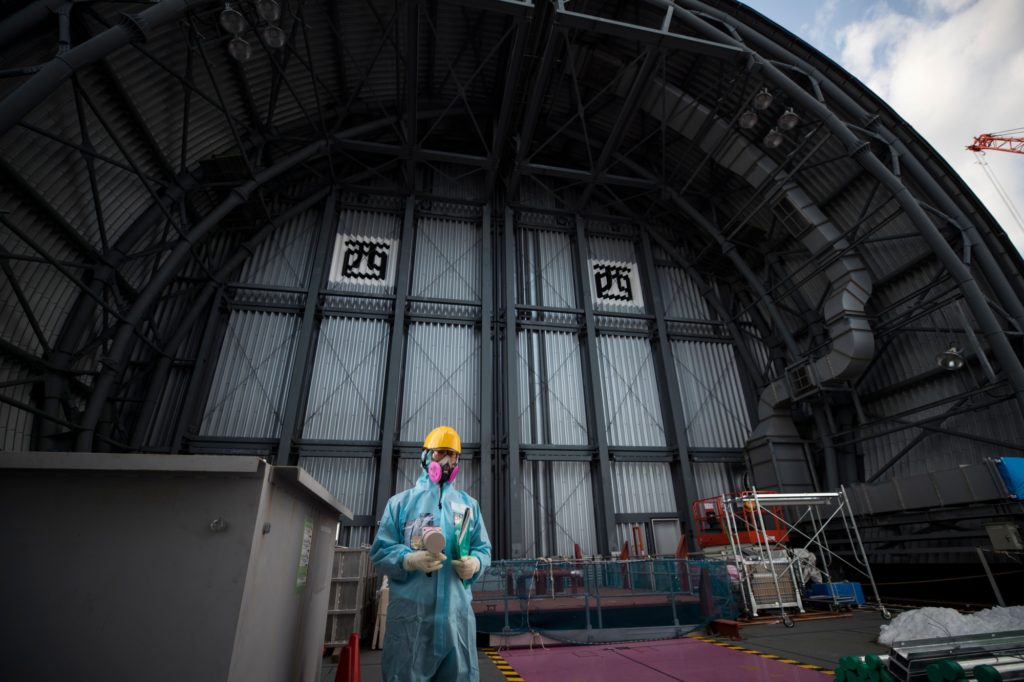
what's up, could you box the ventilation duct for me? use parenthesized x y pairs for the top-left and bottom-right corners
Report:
(616, 66), (874, 491)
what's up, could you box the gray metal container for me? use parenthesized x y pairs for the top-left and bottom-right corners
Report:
(0, 452), (352, 682)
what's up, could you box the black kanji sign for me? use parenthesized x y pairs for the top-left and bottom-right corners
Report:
(593, 263), (634, 302)
(341, 238), (390, 281)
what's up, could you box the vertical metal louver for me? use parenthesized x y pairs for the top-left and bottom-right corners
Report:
(411, 217), (481, 302)
(671, 340), (751, 448)
(199, 310), (298, 438)
(611, 461), (675, 513)
(598, 335), (666, 447)
(400, 323), (481, 442)
(517, 331), (588, 445)
(302, 317), (390, 440)
(523, 461), (597, 557)
(236, 214), (316, 288)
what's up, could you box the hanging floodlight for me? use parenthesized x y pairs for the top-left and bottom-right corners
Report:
(778, 107), (800, 131)
(739, 110), (759, 129)
(256, 0), (281, 22)
(228, 36), (253, 61)
(219, 3), (246, 34)
(752, 87), (773, 110)
(262, 24), (286, 48)
(936, 343), (965, 371)
(763, 127), (784, 149)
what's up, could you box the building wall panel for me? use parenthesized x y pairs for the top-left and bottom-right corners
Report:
(611, 461), (675, 513)
(411, 217), (480, 302)
(671, 340), (751, 448)
(517, 331), (588, 445)
(400, 323), (480, 442)
(598, 335), (666, 447)
(303, 317), (390, 440)
(199, 310), (298, 438)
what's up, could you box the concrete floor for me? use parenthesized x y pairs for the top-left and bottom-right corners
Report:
(736, 609), (890, 669)
(320, 609), (890, 680)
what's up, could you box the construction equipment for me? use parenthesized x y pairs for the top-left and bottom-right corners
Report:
(719, 487), (888, 625)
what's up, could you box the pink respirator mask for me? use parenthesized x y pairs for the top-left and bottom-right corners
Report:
(423, 450), (458, 484)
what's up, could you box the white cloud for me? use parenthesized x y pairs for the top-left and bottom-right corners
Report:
(801, 0), (839, 50)
(836, 0), (1024, 251)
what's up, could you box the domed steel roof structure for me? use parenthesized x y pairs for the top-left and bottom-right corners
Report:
(2, 0), (1023, 561)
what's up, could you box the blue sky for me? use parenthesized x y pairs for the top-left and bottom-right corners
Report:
(738, 0), (1024, 251)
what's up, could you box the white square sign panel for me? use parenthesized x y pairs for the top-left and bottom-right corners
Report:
(589, 259), (644, 308)
(329, 233), (398, 286)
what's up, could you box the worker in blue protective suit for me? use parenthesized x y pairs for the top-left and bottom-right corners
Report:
(370, 425), (492, 682)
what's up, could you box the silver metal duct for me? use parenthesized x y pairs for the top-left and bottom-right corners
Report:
(618, 66), (874, 490)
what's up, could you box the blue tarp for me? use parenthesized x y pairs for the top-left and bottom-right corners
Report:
(997, 457), (1024, 499)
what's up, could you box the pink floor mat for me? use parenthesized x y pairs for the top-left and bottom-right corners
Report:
(499, 636), (831, 682)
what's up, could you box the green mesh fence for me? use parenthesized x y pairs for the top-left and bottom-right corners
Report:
(472, 558), (737, 645)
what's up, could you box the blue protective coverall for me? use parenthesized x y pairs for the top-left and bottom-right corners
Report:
(370, 471), (492, 682)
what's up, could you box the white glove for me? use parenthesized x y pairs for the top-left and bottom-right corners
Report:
(451, 555), (480, 580)
(403, 550), (445, 573)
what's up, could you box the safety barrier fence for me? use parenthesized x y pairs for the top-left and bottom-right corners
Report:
(472, 558), (737, 644)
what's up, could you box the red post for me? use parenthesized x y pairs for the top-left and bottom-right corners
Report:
(334, 633), (361, 682)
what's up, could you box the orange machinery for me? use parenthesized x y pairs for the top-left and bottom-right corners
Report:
(692, 492), (789, 548)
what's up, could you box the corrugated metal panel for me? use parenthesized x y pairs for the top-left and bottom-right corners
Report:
(523, 461), (597, 557)
(328, 208), (402, 296)
(411, 216), (480, 302)
(400, 323), (480, 442)
(236, 212), (317, 287)
(657, 266), (711, 321)
(597, 335), (666, 447)
(611, 461), (675, 513)
(199, 310), (298, 438)
(693, 462), (742, 500)
(551, 461), (597, 556)
(671, 340), (751, 448)
(518, 228), (578, 311)
(303, 317), (390, 440)
(299, 456), (376, 516)
(860, 376), (1024, 480)
(145, 366), (190, 448)
(517, 331), (588, 445)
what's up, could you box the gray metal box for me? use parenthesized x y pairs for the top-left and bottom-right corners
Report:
(0, 452), (352, 682)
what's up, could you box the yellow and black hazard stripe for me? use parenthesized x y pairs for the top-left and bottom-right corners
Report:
(480, 647), (525, 681)
(687, 633), (835, 675)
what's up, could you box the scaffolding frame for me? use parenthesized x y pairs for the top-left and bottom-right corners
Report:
(721, 486), (889, 625)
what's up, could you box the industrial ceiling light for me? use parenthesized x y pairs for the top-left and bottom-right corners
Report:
(739, 110), (759, 129)
(778, 107), (800, 131)
(256, 0), (281, 22)
(936, 343), (965, 371)
(763, 127), (784, 149)
(262, 24), (286, 48)
(219, 3), (246, 34)
(752, 87), (774, 110)
(228, 36), (253, 62)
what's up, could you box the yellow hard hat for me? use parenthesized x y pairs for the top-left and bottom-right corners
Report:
(423, 425), (461, 454)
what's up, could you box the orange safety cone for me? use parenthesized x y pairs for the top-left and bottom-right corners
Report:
(334, 633), (361, 682)
(334, 641), (351, 682)
(348, 633), (361, 681)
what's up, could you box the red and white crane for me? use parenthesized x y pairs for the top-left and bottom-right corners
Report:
(967, 128), (1024, 234)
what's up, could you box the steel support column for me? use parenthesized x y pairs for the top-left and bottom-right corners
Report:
(479, 205), (494, 535)
(373, 196), (417, 522)
(573, 217), (617, 555)
(275, 191), (337, 465)
(503, 206), (524, 557)
(639, 228), (699, 550)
